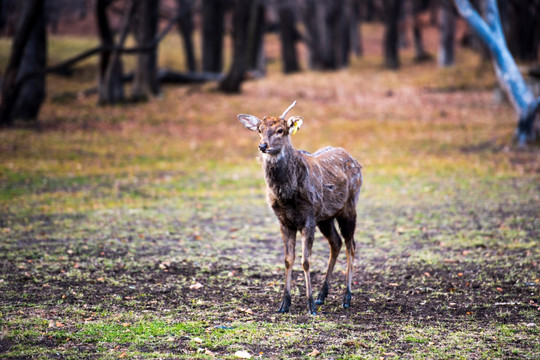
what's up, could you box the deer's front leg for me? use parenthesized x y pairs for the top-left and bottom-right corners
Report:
(301, 220), (316, 315)
(278, 225), (296, 313)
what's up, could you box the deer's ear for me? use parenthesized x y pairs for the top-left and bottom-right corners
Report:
(287, 116), (303, 135)
(237, 114), (261, 132)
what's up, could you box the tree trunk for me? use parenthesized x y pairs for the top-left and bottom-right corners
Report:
(0, 0), (45, 125)
(382, 0), (401, 69)
(365, 0), (375, 21)
(302, 0), (350, 70)
(202, 0), (226, 72)
(278, 0), (300, 73)
(13, 1), (46, 120)
(303, 0), (330, 70)
(350, 0), (363, 57)
(438, 1), (455, 67)
(246, 0), (265, 76)
(132, 0), (159, 101)
(219, 0), (251, 93)
(507, 1), (540, 62)
(176, 0), (196, 72)
(453, 0), (540, 144)
(96, 0), (124, 104)
(412, 0), (431, 62)
(330, 0), (350, 68)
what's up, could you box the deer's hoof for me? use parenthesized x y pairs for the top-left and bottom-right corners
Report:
(277, 294), (291, 313)
(308, 298), (317, 316)
(315, 282), (329, 305)
(342, 288), (352, 309)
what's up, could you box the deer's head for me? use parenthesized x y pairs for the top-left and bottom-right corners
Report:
(238, 101), (303, 155)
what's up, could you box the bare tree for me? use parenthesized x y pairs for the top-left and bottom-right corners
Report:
(277, 0), (300, 73)
(246, 0), (266, 76)
(350, 0), (363, 57)
(132, 0), (160, 101)
(453, 0), (540, 144)
(506, 0), (540, 62)
(202, 0), (226, 72)
(412, 0), (432, 62)
(219, 0), (251, 93)
(96, 0), (122, 104)
(176, 0), (196, 72)
(382, 0), (402, 69)
(0, 0), (45, 125)
(438, 0), (456, 67)
(301, 0), (351, 70)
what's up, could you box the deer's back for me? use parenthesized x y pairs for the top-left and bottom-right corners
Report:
(303, 146), (362, 220)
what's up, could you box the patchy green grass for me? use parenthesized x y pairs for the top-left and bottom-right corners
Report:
(1, 28), (539, 359)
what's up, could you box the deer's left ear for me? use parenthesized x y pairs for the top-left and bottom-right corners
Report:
(287, 116), (303, 135)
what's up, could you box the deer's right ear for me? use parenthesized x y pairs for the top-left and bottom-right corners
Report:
(237, 114), (261, 132)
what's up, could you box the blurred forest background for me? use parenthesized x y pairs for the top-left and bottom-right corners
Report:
(1, 0), (539, 132)
(0, 1), (539, 359)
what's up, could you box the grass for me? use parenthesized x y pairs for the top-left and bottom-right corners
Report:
(1, 24), (539, 359)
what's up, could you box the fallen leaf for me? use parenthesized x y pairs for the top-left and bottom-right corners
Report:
(205, 349), (216, 356)
(234, 350), (252, 359)
(496, 287), (503, 292)
(119, 351), (127, 358)
(193, 337), (203, 344)
(56, 322), (64, 327)
(189, 282), (203, 290)
(159, 262), (170, 269)
(237, 307), (254, 315)
(308, 349), (320, 357)
(343, 340), (356, 346)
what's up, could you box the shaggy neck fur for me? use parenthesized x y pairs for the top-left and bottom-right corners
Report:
(262, 142), (306, 200)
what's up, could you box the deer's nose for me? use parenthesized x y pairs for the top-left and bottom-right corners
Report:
(259, 142), (268, 153)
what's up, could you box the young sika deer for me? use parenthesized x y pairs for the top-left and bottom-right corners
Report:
(238, 101), (363, 315)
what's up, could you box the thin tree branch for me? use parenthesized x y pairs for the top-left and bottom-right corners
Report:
(13, 8), (185, 90)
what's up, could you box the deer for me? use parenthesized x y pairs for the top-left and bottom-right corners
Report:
(237, 101), (363, 315)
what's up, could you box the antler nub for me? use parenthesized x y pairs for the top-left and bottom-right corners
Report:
(279, 100), (297, 119)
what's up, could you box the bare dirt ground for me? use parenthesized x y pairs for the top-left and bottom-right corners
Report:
(0, 12), (539, 360)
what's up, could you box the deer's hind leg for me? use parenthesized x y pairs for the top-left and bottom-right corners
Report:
(337, 214), (357, 309)
(315, 219), (343, 305)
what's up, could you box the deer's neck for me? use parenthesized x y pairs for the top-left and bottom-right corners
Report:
(262, 145), (304, 199)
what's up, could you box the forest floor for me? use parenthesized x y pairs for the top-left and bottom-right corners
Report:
(1, 25), (539, 359)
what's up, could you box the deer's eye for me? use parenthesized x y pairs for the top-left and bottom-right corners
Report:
(276, 129), (283, 134)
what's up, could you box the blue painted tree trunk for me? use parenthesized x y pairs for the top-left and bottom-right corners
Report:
(453, 0), (540, 145)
